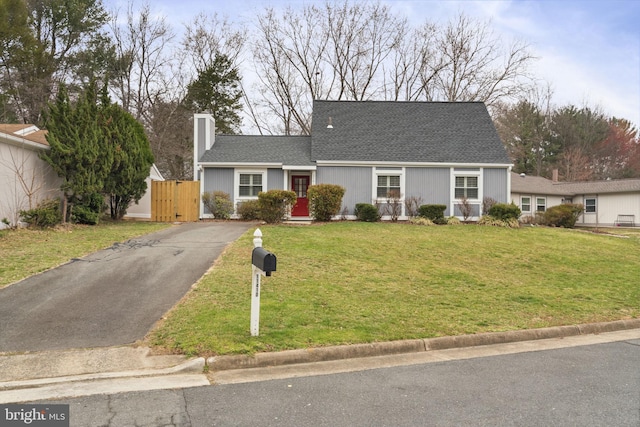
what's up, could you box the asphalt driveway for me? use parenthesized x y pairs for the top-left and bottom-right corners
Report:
(0, 222), (253, 353)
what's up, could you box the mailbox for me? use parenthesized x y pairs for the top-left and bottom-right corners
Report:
(252, 247), (277, 276)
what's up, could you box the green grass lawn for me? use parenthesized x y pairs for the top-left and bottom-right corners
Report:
(148, 223), (640, 357)
(0, 221), (171, 288)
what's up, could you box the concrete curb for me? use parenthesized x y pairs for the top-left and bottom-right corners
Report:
(207, 319), (640, 371)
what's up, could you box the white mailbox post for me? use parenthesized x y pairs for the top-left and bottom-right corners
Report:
(250, 228), (276, 337)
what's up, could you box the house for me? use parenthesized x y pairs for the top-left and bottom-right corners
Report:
(511, 172), (640, 227)
(0, 124), (62, 228)
(194, 100), (512, 220)
(0, 123), (163, 227)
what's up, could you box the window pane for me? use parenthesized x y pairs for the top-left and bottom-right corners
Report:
(455, 177), (465, 187)
(252, 174), (262, 185)
(377, 187), (388, 198)
(389, 176), (400, 187)
(250, 186), (262, 197)
(239, 174), (250, 185)
(377, 175), (387, 186)
(467, 188), (478, 199)
(467, 177), (478, 188)
(239, 186), (250, 197)
(455, 188), (465, 198)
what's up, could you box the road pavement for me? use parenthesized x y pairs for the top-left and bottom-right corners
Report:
(0, 221), (253, 352)
(37, 333), (640, 426)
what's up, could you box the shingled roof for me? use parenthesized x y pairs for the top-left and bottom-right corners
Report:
(199, 135), (313, 166)
(511, 172), (640, 196)
(199, 100), (511, 166)
(310, 101), (510, 164)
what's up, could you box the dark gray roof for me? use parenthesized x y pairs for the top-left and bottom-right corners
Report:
(511, 172), (640, 196)
(310, 100), (511, 164)
(199, 135), (313, 166)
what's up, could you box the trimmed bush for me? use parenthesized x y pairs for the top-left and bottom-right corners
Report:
(258, 190), (297, 224)
(488, 203), (521, 221)
(308, 184), (346, 221)
(542, 204), (584, 228)
(20, 199), (61, 228)
(418, 204), (447, 224)
(202, 191), (234, 219)
(354, 203), (380, 222)
(237, 200), (261, 220)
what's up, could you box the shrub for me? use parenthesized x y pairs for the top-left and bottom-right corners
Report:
(258, 190), (297, 224)
(237, 200), (261, 220)
(489, 203), (522, 221)
(409, 217), (434, 226)
(354, 203), (380, 222)
(71, 205), (100, 225)
(542, 204), (584, 228)
(307, 184), (346, 221)
(404, 196), (423, 219)
(477, 215), (520, 228)
(202, 191), (234, 219)
(446, 216), (462, 225)
(482, 197), (497, 215)
(418, 204), (447, 224)
(456, 197), (473, 222)
(20, 199), (61, 228)
(381, 190), (402, 222)
(71, 193), (104, 225)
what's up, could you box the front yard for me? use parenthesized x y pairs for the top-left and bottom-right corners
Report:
(148, 222), (640, 356)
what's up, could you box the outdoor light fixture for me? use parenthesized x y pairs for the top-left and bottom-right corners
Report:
(327, 117), (333, 129)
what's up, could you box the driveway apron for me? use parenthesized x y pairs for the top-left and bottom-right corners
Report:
(0, 222), (253, 353)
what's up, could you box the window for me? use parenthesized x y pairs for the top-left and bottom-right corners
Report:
(377, 175), (401, 198)
(521, 196), (531, 212)
(585, 198), (596, 213)
(455, 176), (478, 199)
(239, 173), (262, 197)
(536, 197), (546, 212)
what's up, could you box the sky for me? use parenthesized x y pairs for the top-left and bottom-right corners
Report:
(105, 0), (640, 127)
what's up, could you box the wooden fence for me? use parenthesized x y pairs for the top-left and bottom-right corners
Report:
(151, 180), (200, 222)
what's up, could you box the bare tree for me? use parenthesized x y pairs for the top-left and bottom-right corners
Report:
(432, 13), (535, 108)
(108, 1), (175, 124)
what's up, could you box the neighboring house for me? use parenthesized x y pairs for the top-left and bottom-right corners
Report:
(511, 172), (640, 227)
(0, 124), (62, 228)
(122, 163), (165, 220)
(0, 123), (163, 226)
(194, 100), (512, 220)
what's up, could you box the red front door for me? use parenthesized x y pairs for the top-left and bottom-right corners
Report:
(291, 175), (310, 217)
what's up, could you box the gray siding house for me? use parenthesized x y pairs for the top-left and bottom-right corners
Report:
(194, 100), (512, 220)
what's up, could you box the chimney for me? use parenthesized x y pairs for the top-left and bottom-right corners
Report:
(552, 169), (559, 183)
(193, 113), (216, 181)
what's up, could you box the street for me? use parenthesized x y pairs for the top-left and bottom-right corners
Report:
(46, 336), (640, 426)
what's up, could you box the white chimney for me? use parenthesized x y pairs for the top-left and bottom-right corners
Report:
(193, 113), (216, 181)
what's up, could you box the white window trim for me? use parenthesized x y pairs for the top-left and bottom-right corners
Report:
(521, 196), (532, 213)
(536, 197), (547, 212)
(234, 169), (267, 201)
(450, 168), (483, 220)
(372, 168), (406, 219)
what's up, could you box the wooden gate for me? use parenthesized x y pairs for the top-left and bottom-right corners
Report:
(151, 180), (200, 222)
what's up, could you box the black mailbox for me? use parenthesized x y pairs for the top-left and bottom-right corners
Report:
(252, 247), (277, 276)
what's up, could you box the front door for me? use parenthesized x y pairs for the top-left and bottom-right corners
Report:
(291, 175), (310, 217)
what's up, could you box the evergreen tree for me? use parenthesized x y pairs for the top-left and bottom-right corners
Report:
(41, 83), (112, 221)
(183, 54), (243, 134)
(42, 82), (154, 222)
(101, 95), (154, 219)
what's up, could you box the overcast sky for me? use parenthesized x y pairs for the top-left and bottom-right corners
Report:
(105, 0), (640, 127)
